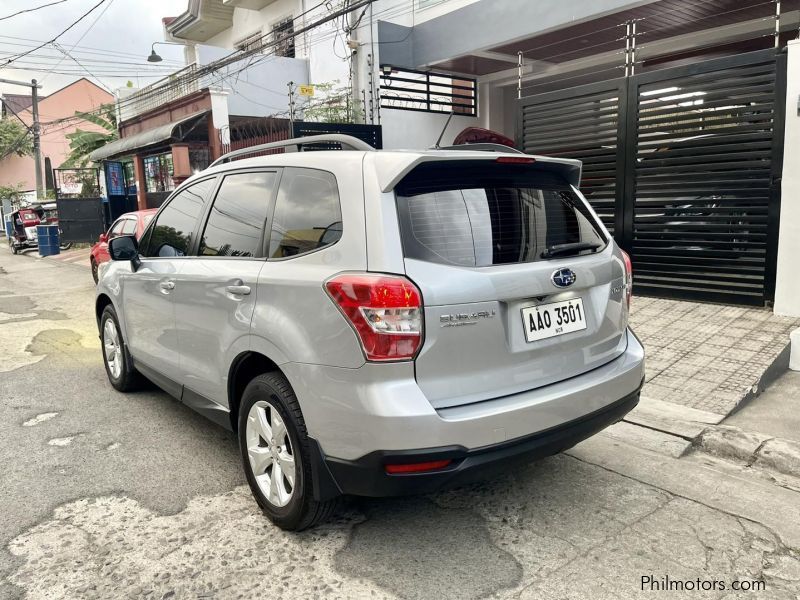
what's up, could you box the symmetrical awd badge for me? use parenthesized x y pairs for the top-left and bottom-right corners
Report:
(551, 268), (577, 288)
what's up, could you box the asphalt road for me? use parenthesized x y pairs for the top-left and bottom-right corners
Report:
(1, 247), (799, 600)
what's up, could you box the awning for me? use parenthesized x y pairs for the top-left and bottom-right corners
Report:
(90, 111), (208, 161)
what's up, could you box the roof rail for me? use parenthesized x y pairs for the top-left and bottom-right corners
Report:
(435, 143), (525, 154)
(209, 134), (375, 167)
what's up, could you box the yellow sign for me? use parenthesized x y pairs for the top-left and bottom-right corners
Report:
(298, 84), (315, 97)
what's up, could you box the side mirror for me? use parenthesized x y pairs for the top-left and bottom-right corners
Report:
(99, 232), (108, 243)
(108, 235), (140, 271)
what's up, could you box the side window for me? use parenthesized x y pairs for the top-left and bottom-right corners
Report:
(268, 168), (342, 259)
(199, 171), (276, 257)
(120, 219), (137, 235)
(108, 219), (126, 237)
(141, 178), (214, 258)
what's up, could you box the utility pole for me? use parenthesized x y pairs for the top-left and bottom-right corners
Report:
(0, 77), (43, 199)
(348, 2), (361, 124)
(31, 79), (43, 200)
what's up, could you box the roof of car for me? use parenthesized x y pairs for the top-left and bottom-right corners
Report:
(194, 148), (583, 191)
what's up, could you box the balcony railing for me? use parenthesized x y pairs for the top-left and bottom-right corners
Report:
(118, 63), (200, 122)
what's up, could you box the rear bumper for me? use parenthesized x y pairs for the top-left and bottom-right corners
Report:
(283, 328), (645, 499)
(314, 384), (640, 497)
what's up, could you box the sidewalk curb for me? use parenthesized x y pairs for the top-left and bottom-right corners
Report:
(694, 424), (800, 478)
(755, 438), (800, 476)
(728, 343), (792, 416)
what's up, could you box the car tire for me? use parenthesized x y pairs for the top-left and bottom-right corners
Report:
(239, 372), (338, 531)
(100, 305), (141, 392)
(91, 258), (99, 284)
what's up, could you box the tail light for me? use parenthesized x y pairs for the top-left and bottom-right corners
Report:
(325, 273), (423, 361)
(621, 249), (633, 309)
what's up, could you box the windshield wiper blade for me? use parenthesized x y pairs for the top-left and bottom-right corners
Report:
(541, 242), (601, 259)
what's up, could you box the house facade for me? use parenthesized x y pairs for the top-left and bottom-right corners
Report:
(0, 78), (113, 197)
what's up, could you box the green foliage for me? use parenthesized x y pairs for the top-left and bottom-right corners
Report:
(62, 104), (118, 168)
(0, 118), (33, 159)
(0, 182), (27, 202)
(301, 81), (364, 124)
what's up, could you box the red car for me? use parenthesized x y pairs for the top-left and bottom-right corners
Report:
(90, 209), (157, 283)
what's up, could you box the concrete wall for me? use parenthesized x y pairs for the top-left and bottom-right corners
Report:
(199, 0), (347, 113)
(774, 39), (800, 317)
(198, 45), (308, 116)
(0, 79), (112, 194)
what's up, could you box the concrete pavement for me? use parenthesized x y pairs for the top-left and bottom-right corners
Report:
(1, 246), (799, 599)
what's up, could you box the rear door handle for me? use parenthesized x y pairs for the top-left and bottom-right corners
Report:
(225, 285), (251, 296)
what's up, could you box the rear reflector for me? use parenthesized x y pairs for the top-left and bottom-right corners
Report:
(496, 156), (535, 164)
(325, 273), (423, 361)
(385, 460), (452, 474)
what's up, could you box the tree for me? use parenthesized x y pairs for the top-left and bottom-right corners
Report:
(300, 82), (364, 124)
(0, 117), (33, 159)
(0, 182), (27, 205)
(62, 104), (118, 168)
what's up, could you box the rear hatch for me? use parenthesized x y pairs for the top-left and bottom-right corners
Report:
(394, 159), (629, 409)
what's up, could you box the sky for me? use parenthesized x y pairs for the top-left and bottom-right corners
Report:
(0, 0), (191, 98)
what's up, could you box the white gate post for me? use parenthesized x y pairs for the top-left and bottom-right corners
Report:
(774, 39), (800, 317)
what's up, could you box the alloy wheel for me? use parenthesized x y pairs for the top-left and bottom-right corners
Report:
(245, 400), (296, 507)
(102, 318), (123, 379)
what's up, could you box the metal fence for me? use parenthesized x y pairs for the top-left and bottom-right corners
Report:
(380, 66), (477, 116)
(56, 197), (106, 243)
(518, 48), (787, 306)
(292, 122), (383, 149)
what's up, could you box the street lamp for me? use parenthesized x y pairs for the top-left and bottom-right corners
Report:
(146, 41), (186, 63)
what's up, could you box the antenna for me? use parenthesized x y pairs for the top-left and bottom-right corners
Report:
(432, 111), (455, 149)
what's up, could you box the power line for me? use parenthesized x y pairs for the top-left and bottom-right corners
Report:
(52, 42), (113, 92)
(0, 0), (70, 22)
(36, 0), (376, 128)
(1, 0), (109, 67)
(0, 46), (184, 67)
(8, 56), (180, 70)
(0, 53), (182, 67)
(39, 0), (116, 84)
(0, 35), (184, 63)
(111, 0), (374, 116)
(2, 65), (178, 76)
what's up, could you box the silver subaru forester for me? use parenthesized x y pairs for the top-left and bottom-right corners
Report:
(96, 135), (644, 530)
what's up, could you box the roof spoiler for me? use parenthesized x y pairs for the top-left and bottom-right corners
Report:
(378, 154), (583, 192)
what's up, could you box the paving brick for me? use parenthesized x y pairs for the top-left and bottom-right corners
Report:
(631, 296), (800, 415)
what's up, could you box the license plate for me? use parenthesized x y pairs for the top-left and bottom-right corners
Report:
(521, 298), (587, 343)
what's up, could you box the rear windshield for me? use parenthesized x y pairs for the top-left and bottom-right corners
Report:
(395, 162), (607, 267)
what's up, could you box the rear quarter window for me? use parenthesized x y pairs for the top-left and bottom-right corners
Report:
(395, 161), (607, 267)
(268, 168), (342, 259)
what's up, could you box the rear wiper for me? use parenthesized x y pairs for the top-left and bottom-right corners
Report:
(541, 241), (602, 259)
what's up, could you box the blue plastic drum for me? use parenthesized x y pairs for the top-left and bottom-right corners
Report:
(37, 224), (60, 257)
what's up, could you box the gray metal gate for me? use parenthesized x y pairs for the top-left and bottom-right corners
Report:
(518, 48), (787, 306)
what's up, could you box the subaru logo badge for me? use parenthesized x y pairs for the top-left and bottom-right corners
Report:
(551, 268), (576, 288)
